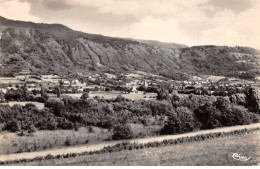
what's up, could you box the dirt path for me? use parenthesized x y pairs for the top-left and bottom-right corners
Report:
(0, 123), (259, 162)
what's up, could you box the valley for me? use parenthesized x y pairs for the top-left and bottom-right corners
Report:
(0, 16), (260, 166)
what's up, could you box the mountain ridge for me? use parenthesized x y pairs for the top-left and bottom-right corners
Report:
(0, 16), (72, 32)
(0, 16), (259, 78)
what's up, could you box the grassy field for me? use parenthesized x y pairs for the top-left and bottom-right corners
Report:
(0, 127), (110, 155)
(206, 75), (226, 82)
(16, 131), (260, 166)
(61, 92), (157, 100)
(0, 102), (45, 109)
(48, 92), (157, 100)
(0, 124), (160, 155)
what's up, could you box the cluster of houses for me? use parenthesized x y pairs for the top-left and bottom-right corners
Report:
(173, 76), (255, 95)
(0, 69), (87, 95)
(0, 69), (258, 101)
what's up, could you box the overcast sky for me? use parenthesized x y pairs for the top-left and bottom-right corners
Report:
(0, 0), (259, 48)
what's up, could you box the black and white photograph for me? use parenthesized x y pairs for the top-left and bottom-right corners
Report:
(0, 0), (259, 166)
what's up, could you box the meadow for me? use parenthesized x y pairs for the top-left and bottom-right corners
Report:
(57, 92), (157, 100)
(0, 124), (160, 155)
(16, 130), (260, 166)
(0, 127), (110, 155)
(0, 102), (45, 110)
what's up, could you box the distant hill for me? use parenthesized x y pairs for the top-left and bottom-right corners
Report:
(0, 16), (259, 78)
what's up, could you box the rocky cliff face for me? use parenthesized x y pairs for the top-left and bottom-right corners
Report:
(0, 16), (259, 77)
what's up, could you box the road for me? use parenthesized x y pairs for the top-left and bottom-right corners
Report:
(0, 123), (259, 162)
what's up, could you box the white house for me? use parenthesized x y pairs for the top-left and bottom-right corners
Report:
(63, 80), (71, 85)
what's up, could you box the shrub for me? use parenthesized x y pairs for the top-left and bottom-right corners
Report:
(45, 154), (55, 160)
(115, 94), (127, 102)
(64, 137), (72, 146)
(112, 124), (134, 140)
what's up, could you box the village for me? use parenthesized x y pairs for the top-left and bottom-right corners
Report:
(0, 68), (258, 109)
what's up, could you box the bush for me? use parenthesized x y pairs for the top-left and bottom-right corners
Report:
(4, 120), (21, 132)
(35, 96), (47, 103)
(115, 94), (127, 102)
(64, 137), (72, 146)
(112, 124), (134, 140)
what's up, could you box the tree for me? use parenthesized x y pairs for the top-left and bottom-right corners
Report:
(44, 99), (64, 116)
(230, 93), (246, 106)
(161, 107), (195, 135)
(46, 117), (58, 130)
(160, 110), (178, 135)
(4, 120), (21, 132)
(0, 91), (5, 103)
(32, 89), (38, 95)
(4, 87), (30, 101)
(59, 79), (63, 88)
(115, 94), (126, 102)
(41, 87), (48, 98)
(239, 72), (256, 80)
(245, 87), (260, 114)
(221, 105), (251, 126)
(40, 87), (45, 97)
(175, 107), (195, 132)
(194, 103), (222, 129)
(112, 124), (134, 140)
(214, 97), (231, 112)
(80, 92), (89, 100)
(157, 89), (170, 101)
(55, 85), (61, 98)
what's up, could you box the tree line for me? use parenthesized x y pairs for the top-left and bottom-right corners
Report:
(0, 87), (259, 140)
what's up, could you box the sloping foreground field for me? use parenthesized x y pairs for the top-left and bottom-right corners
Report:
(0, 123), (260, 165)
(21, 129), (260, 166)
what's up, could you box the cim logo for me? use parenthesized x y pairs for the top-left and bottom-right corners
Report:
(232, 153), (251, 162)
